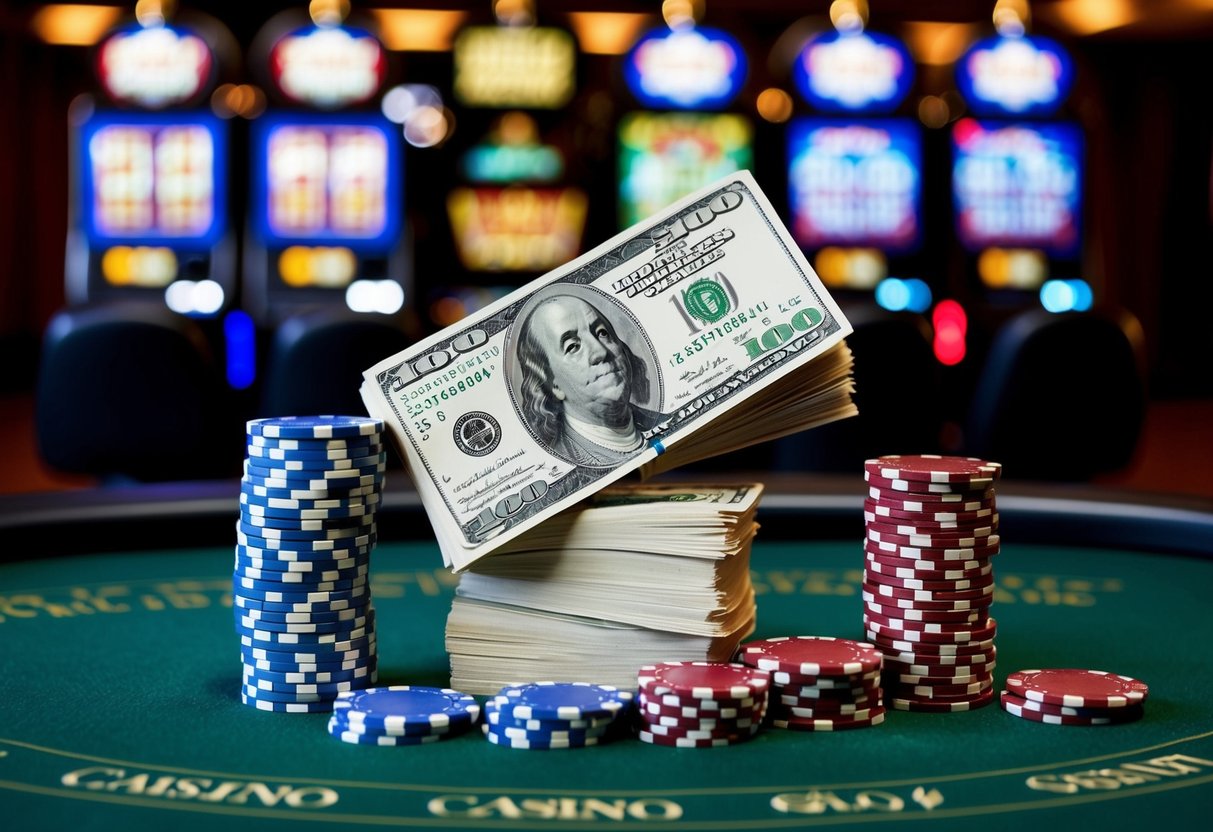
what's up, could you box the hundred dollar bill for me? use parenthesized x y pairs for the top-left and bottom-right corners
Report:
(362, 171), (853, 570)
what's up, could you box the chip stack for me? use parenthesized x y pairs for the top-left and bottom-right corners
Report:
(1000, 668), (1149, 726)
(234, 415), (386, 713)
(635, 661), (771, 747)
(738, 636), (885, 731)
(327, 686), (481, 744)
(860, 454), (1002, 713)
(481, 682), (635, 750)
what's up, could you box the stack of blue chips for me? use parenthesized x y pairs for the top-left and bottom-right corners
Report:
(234, 415), (386, 713)
(328, 686), (481, 745)
(481, 682), (636, 750)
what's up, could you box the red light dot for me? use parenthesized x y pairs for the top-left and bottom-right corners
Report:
(932, 299), (968, 366)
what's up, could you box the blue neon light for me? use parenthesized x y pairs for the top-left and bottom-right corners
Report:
(223, 309), (256, 389)
(956, 34), (1074, 117)
(623, 27), (748, 110)
(791, 29), (914, 114)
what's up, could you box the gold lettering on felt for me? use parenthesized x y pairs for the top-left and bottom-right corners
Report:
(1026, 754), (1213, 794)
(60, 766), (339, 808)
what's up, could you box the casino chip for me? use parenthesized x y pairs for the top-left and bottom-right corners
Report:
(247, 415), (385, 440)
(860, 454), (1003, 711)
(331, 686), (481, 745)
(235, 416), (385, 711)
(1004, 669), (1149, 708)
(482, 682), (634, 749)
(634, 663), (768, 747)
(734, 636), (883, 732)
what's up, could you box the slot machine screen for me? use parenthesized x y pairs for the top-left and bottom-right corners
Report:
(952, 119), (1082, 257)
(250, 113), (401, 250)
(787, 118), (922, 252)
(618, 112), (752, 229)
(78, 111), (226, 248)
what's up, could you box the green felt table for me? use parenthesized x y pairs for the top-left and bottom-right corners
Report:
(2, 525), (1212, 831)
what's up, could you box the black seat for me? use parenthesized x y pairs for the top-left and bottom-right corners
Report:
(769, 306), (942, 473)
(259, 309), (412, 419)
(35, 302), (237, 482)
(964, 307), (1147, 480)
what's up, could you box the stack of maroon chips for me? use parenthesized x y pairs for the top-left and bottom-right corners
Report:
(861, 454), (1003, 712)
(1000, 668), (1149, 726)
(738, 636), (885, 730)
(635, 661), (771, 748)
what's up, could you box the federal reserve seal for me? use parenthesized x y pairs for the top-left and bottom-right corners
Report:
(453, 411), (501, 457)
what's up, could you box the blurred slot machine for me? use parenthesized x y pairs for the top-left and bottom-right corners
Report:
(952, 24), (1084, 325)
(433, 16), (585, 329)
(66, 11), (237, 325)
(617, 18), (753, 232)
(784, 18), (927, 316)
(243, 7), (404, 327)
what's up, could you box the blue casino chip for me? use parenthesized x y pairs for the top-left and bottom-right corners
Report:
(327, 721), (445, 746)
(483, 700), (615, 733)
(242, 470), (385, 493)
(480, 724), (600, 750)
(232, 550), (368, 570)
(232, 582), (370, 603)
(333, 686), (481, 731)
(235, 540), (374, 561)
(237, 603), (371, 625)
(241, 691), (334, 713)
(490, 682), (635, 721)
(243, 673), (373, 697)
(243, 451), (387, 473)
(244, 657), (376, 675)
(246, 416), (384, 440)
(236, 519), (378, 541)
(233, 593), (369, 613)
(241, 645), (377, 667)
(235, 611), (373, 635)
(327, 709), (452, 738)
(233, 564), (369, 586)
(247, 442), (384, 462)
(241, 463), (383, 482)
(241, 479), (381, 501)
(236, 529), (378, 553)
(240, 512), (376, 531)
(239, 499), (378, 521)
(248, 434), (381, 451)
(241, 662), (377, 685)
(235, 619), (375, 646)
(240, 636), (377, 663)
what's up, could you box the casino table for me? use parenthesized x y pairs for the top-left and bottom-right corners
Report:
(2, 475), (1212, 831)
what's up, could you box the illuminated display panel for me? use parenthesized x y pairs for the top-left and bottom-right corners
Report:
(623, 26), (747, 110)
(250, 113), (401, 250)
(618, 112), (752, 228)
(955, 34), (1074, 117)
(787, 118), (922, 252)
(79, 111), (226, 248)
(96, 23), (214, 109)
(453, 27), (575, 109)
(791, 29), (914, 114)
(952, 119), (1082, 257)
(269, 24), (386, 109)
(446, 187), (588, 272)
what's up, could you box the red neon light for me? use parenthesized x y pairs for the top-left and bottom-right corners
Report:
(932, 299), (968, 366)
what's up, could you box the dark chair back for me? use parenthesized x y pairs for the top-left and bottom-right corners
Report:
(965, 307), (1147, 480)
(259, 309), (412, 419)
(770, 306), (942, 473)
(36, 302), (236, 481)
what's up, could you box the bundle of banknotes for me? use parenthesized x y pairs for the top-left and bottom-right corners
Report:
(362, 171), (856, 572)
(445, 483), (763, 693)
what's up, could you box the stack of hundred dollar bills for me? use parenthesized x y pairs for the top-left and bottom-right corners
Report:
(361, 171), (856, 691)
(445, 483), (761, 692)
